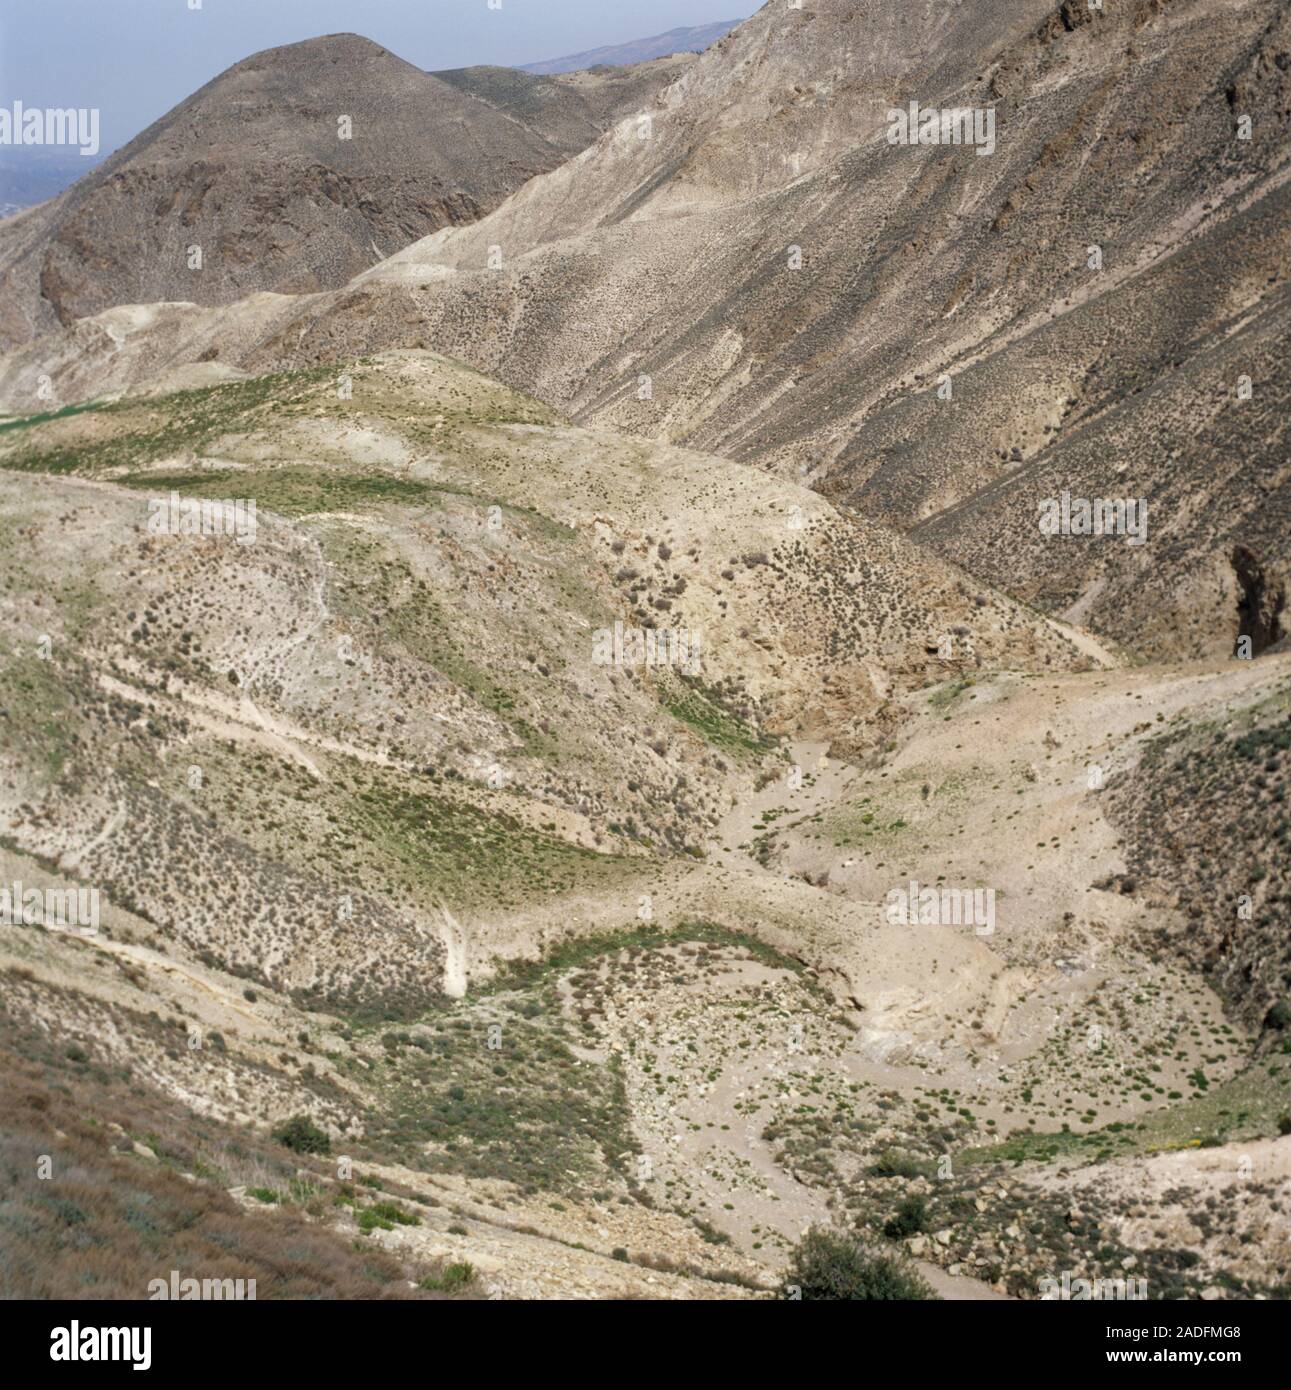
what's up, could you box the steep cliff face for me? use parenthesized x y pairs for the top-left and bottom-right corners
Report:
(1233, 545), (1288, 657)
(1107, 702), (1291, 1037)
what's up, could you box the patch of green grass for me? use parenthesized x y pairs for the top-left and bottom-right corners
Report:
(321, 530), (585, 760)
(357, 921), (819, 1196)
(961, 1059), (1290, 1167)
(420, 1261), (475, 1292)
(364, 1003), (640, 1195)
(0, 657), (79, 786)
(482, 919), (822, 996)
(0, 365), (339, 476)
(343, 780), (629, 912)
(114, 466), (452, 517)
(658, 674), (774, 757)
(928, 677), (975, 711)
(0, 399), (106, 436)
(356, 1199), (422, 1233)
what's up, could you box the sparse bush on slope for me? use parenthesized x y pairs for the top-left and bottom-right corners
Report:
(273, 1114), (331, 1156)
(781, 1227), (937, 1301)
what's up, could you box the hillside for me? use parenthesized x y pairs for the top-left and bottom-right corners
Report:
(431, 55), (702, 161)
(0, 34), (683, 351)
(5, 2), (1286, 662)
(0, 0), (1288, 1304)
(2, 350), (1286, 1299)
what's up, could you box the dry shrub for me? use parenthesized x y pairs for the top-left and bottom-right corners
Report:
(0, 1001), (468, 1300)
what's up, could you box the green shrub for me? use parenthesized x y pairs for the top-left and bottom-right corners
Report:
(866, 1150), (927, 1179)
(357, 1200), (422, 1234)
(883, 1195), (930, 1240)
(421, 1262), (475, 1292)
(273, 1114), (331, 1155)
(781, 1227), (936, 1301)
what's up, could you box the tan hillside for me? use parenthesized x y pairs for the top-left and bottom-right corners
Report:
(4, 1), (1287, 663)
(1, 0), (1288, 1305)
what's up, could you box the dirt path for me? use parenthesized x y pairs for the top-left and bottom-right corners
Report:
(1042, 614), (1122, 670)
(917, 1260), (1010, 1301)
(82, 932), (261, 1026)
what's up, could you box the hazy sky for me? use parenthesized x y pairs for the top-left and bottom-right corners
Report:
(0, 0), (756, 158)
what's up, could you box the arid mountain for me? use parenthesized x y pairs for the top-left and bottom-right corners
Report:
(518, 21), (742, 76)
(1, 0), (1289, 1304)
(0, 33), (684, 351)
(363, 0), (1291, 665)
(7, 1), (1286, 665)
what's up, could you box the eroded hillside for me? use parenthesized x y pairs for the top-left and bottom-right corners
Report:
(1, 1), (1288, 1305)
(5, 1), (1285, 663)
(1, 349), (1287, 1300)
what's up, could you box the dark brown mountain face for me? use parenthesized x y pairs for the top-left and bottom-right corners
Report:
(1106, 710), (1291, 1039)
(0, 33), (682, 349)
(1233, 544), (1287, 657)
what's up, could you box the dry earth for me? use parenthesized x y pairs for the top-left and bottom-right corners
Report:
(0, 1), (1288, 1303)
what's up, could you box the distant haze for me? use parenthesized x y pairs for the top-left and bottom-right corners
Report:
(519, 21), (740, 75)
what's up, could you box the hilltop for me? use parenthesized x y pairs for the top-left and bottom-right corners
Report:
(0, 33), (683, 349)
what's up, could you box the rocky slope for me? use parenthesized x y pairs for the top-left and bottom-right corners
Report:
(5, 2), (1286, 663)
(0, 350), (1083, 1010)
(1105, 693), (1291, 1037)
(0, 34), (685, 350)
(1, 1), (1289, 1303)
(2, 348), (1286, 1300)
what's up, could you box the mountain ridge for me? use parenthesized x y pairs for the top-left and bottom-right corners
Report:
(0, 31), (689, 349)
(517, 20), (742, 76)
